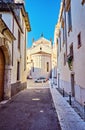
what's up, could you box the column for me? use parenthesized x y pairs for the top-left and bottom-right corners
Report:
(4, 65), (12, 99)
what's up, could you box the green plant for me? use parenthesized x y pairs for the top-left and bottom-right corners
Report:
(67, 56), (73, 70)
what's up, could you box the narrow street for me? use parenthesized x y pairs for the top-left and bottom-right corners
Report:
(0, 0), (85, 130)
(0, 80), (61, 130)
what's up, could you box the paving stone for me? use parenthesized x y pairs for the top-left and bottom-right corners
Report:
(49, 80), (85, 130)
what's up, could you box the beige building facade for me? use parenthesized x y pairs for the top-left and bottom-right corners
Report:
(0, 1), (31, 101)
(56, 0), (85, 105)
(27, 37), (52, 79)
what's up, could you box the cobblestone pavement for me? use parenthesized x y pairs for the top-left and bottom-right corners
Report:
(0, 82), (61, 130)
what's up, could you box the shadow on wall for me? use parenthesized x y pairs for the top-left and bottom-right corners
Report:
(51, 66), (57, 85)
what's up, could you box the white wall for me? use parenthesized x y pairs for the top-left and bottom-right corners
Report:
(57, 0), (85, 105)
(1, 9), (28, 84)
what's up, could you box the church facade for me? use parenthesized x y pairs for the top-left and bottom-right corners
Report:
(27, 37), (52, 79)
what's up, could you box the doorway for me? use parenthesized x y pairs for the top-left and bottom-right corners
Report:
(58, 73), (60, 88)
(71, 73), (75, 97)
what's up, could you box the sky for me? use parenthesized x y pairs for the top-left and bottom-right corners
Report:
(25, 0), (61, 48)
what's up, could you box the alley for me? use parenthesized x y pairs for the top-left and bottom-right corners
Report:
(0, 81), (61, 130)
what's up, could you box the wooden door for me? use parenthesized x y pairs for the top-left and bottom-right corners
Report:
(0, 49), (5, 101)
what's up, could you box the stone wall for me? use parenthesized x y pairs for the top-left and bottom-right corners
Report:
(11, 81), (27, 96)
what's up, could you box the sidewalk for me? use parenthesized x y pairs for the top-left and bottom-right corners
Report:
(49, 81), (85, 130)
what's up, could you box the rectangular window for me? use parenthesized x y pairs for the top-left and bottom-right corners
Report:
(18, 30), (21, 49)
(57, 38), (59, 57)
(47, 62), (49, 72)
(65, 0), (71, 11)
(61, 17), (64, 28)
(81, 0), (85, 5)
(60, 32), (61, 52)
(70, 43), (73, 56)
(77, 32), (81, 48)
(33, 67), (34, 72)
(64, 53), (66, 66)
(17, 61), (20, 81)
(32, 61), (34, 72)
(63, 26), (66, 45)
(68, 7), (72, 33)
(59, 31), (61, 52)
(63, 27), (64, 45)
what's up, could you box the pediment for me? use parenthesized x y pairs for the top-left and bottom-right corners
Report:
(33, 37), (51, 45)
